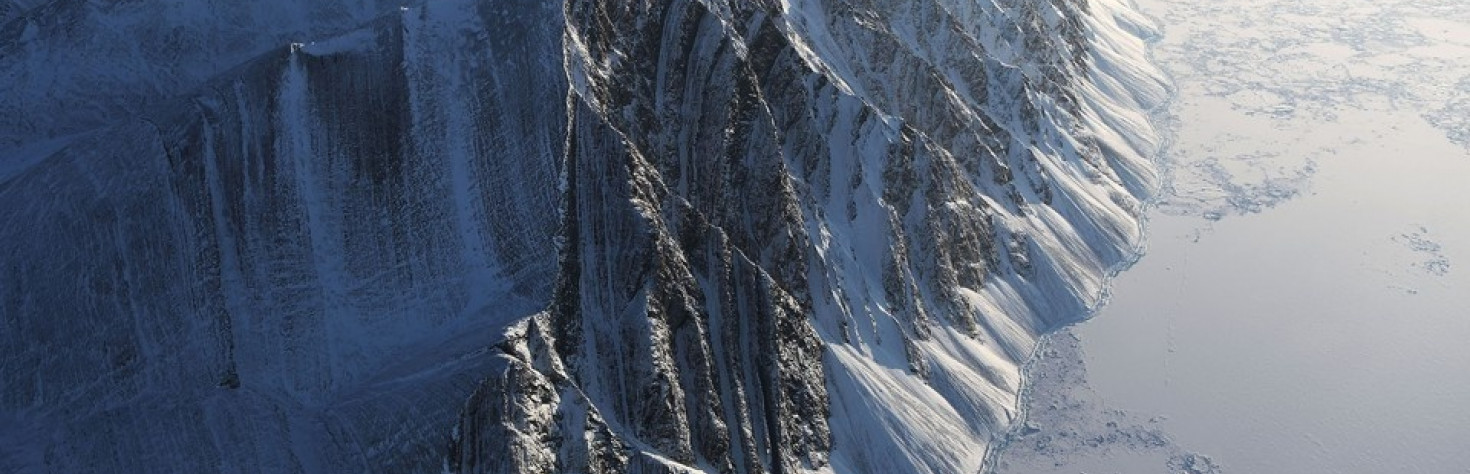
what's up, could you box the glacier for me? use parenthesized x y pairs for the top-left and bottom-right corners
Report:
(0, 0), (1165, 473)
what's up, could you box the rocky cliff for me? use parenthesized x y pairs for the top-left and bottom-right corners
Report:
(0, 0), (1165, 473)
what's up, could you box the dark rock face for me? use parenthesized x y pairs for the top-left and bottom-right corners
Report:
(0, 0), (405, 155)
(0, 0), (1164, 473)
(1, 1), (565, 472)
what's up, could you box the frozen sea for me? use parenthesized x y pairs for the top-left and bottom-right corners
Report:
(992, 0), (1470, 472)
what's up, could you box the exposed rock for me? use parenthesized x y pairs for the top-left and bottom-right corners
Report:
(0, 0), (1165, 472)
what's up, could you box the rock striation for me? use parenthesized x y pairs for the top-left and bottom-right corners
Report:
(0, 0), (1165, 473)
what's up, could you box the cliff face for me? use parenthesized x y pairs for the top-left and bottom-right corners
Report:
(0, 0), (408, 156)
(0, 0), (1165, 473)
(457, 0), (1166, 473)
(1, 1), (566, 472)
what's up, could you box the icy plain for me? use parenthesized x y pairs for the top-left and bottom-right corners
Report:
(992, 0), (1470, 472)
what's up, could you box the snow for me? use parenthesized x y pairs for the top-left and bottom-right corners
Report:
(1, 0), (1173, 471)
(767, 0), (1173, 470)
(995, 0), (1470, 472)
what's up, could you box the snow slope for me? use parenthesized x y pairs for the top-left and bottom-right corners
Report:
(0, 0), (1165, 473)
(454, 0), (1166, 473)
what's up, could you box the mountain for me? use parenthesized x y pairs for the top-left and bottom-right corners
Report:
(0, 0), (1166, 473)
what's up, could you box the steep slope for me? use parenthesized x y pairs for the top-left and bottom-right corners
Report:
(1, 1), (565, 472)
(0, 0), (406, 158)
(452, 0), (1167, 473)
(0, 0), (1165, 473)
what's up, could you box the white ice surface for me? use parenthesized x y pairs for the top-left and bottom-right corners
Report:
(1068, 0), (1470, 472)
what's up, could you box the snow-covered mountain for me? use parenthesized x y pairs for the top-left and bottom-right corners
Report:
(0, 0), (1165, 473)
